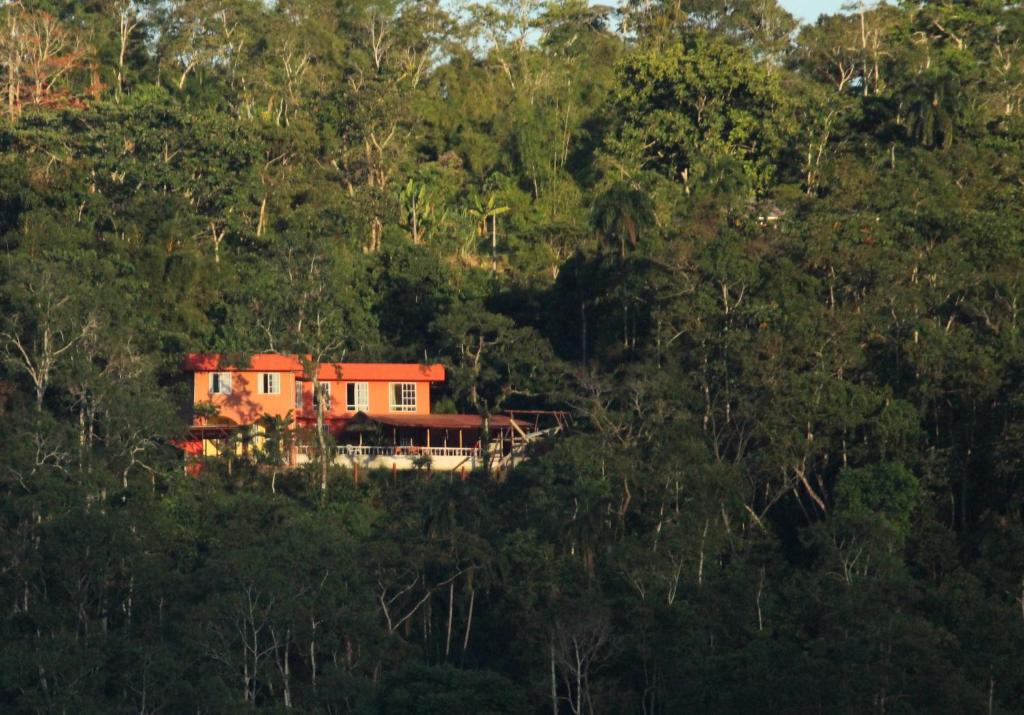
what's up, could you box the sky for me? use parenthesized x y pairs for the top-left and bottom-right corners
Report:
(779, 0), (852, 23)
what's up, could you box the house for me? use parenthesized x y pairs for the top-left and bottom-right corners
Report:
(181, 353), (533, 472)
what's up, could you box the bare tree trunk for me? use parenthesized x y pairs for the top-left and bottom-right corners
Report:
(4, 10), (22, 120)
(550, 641), (559, 715)
(580, 300), (587, 363)
(314, 376), (328, 494)
(256, 196), (267, 237)
(6, 50), (18, 120)
(411, 194), (419, 244)
(445, 581), (454, 658)
(310, 617), (318, 687)
(697, 519), (709, 586)
(462, 581), (475, 653)
(480, 412), (491, 476)
(210, 222), (225, 263)
(575, 639), (583, 715)
(491, 215), (498, 274)
(116, 4), (139, 100)
(756, 566), (765, 631)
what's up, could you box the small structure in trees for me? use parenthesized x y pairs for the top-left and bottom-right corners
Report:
(180, 353), (562, 474)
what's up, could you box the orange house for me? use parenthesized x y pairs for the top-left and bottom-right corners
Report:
(182, 353), (526, 471)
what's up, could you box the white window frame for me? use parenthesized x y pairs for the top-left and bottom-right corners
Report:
(313, 382), (332, 411)
(390, 382), (417, 412)
(209, 372), (232, 395)
(346, 382), (369, 412)
(259, 372), (281, 395)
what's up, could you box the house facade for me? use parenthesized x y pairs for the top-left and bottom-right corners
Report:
(181, 353), (526, 472)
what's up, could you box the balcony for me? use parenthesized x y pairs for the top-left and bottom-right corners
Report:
(338, 445), (481, 458)
(293, 444), (514, 472)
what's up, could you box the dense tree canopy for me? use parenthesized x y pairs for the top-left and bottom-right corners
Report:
(3, 0), (1024, 712)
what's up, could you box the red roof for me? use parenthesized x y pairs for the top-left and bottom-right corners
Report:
(182, 353), (444, 381)
(342, 412), (522, 431)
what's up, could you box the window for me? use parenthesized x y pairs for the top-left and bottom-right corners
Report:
(259, 372), (280, 395)
(390, 382), (417, 412)
(295, 380), (304, 409)
(313, 382), (331, 411)
(209, 372), (232, 395)
(346, 382), (369, 411)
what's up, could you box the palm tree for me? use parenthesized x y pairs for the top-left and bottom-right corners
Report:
(468, 194), (510, 274)
(903, 69), (962, 150)
(590, 181), (656, 259)
(590, 181), (657, 351)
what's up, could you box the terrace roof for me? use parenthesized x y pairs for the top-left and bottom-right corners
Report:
(341, 412), (522, 431)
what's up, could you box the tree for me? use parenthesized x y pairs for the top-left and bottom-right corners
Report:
(590, 181), (655, 259)
(609, 33), (795, 195)
(901, 67), (965, 149)
(468, 194), (510, 274)
(0, 4), (96, 120)
(432, 300), (559, 471)
(222, 225), (379, 492)
(0, 247), (98, 411)
(377, 663), (528, 715)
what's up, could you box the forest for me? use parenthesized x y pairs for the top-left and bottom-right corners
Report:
(2, 0), (1024, 712)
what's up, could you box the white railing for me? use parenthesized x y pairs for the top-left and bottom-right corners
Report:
(335, 445), (481, 458)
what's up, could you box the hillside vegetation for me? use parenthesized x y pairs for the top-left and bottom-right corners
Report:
(3, 0), (1024, 712)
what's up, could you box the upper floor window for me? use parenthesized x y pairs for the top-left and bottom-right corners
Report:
(313, 382), (332, 411)
(209, 372), (232, 395)
(259, 372), (281, 395)
(347, 382), (369, 411)
(390, 382), (416, 412)
(295, 380), (304, 409)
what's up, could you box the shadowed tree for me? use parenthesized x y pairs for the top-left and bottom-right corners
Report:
(590, 181), (655, 260)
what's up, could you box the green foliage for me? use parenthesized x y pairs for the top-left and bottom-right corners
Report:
(4, 1), (1024, 712)
(609, 33), (795, 195)
(836, 463), (923, 536)
(376, 663), (528, 715)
